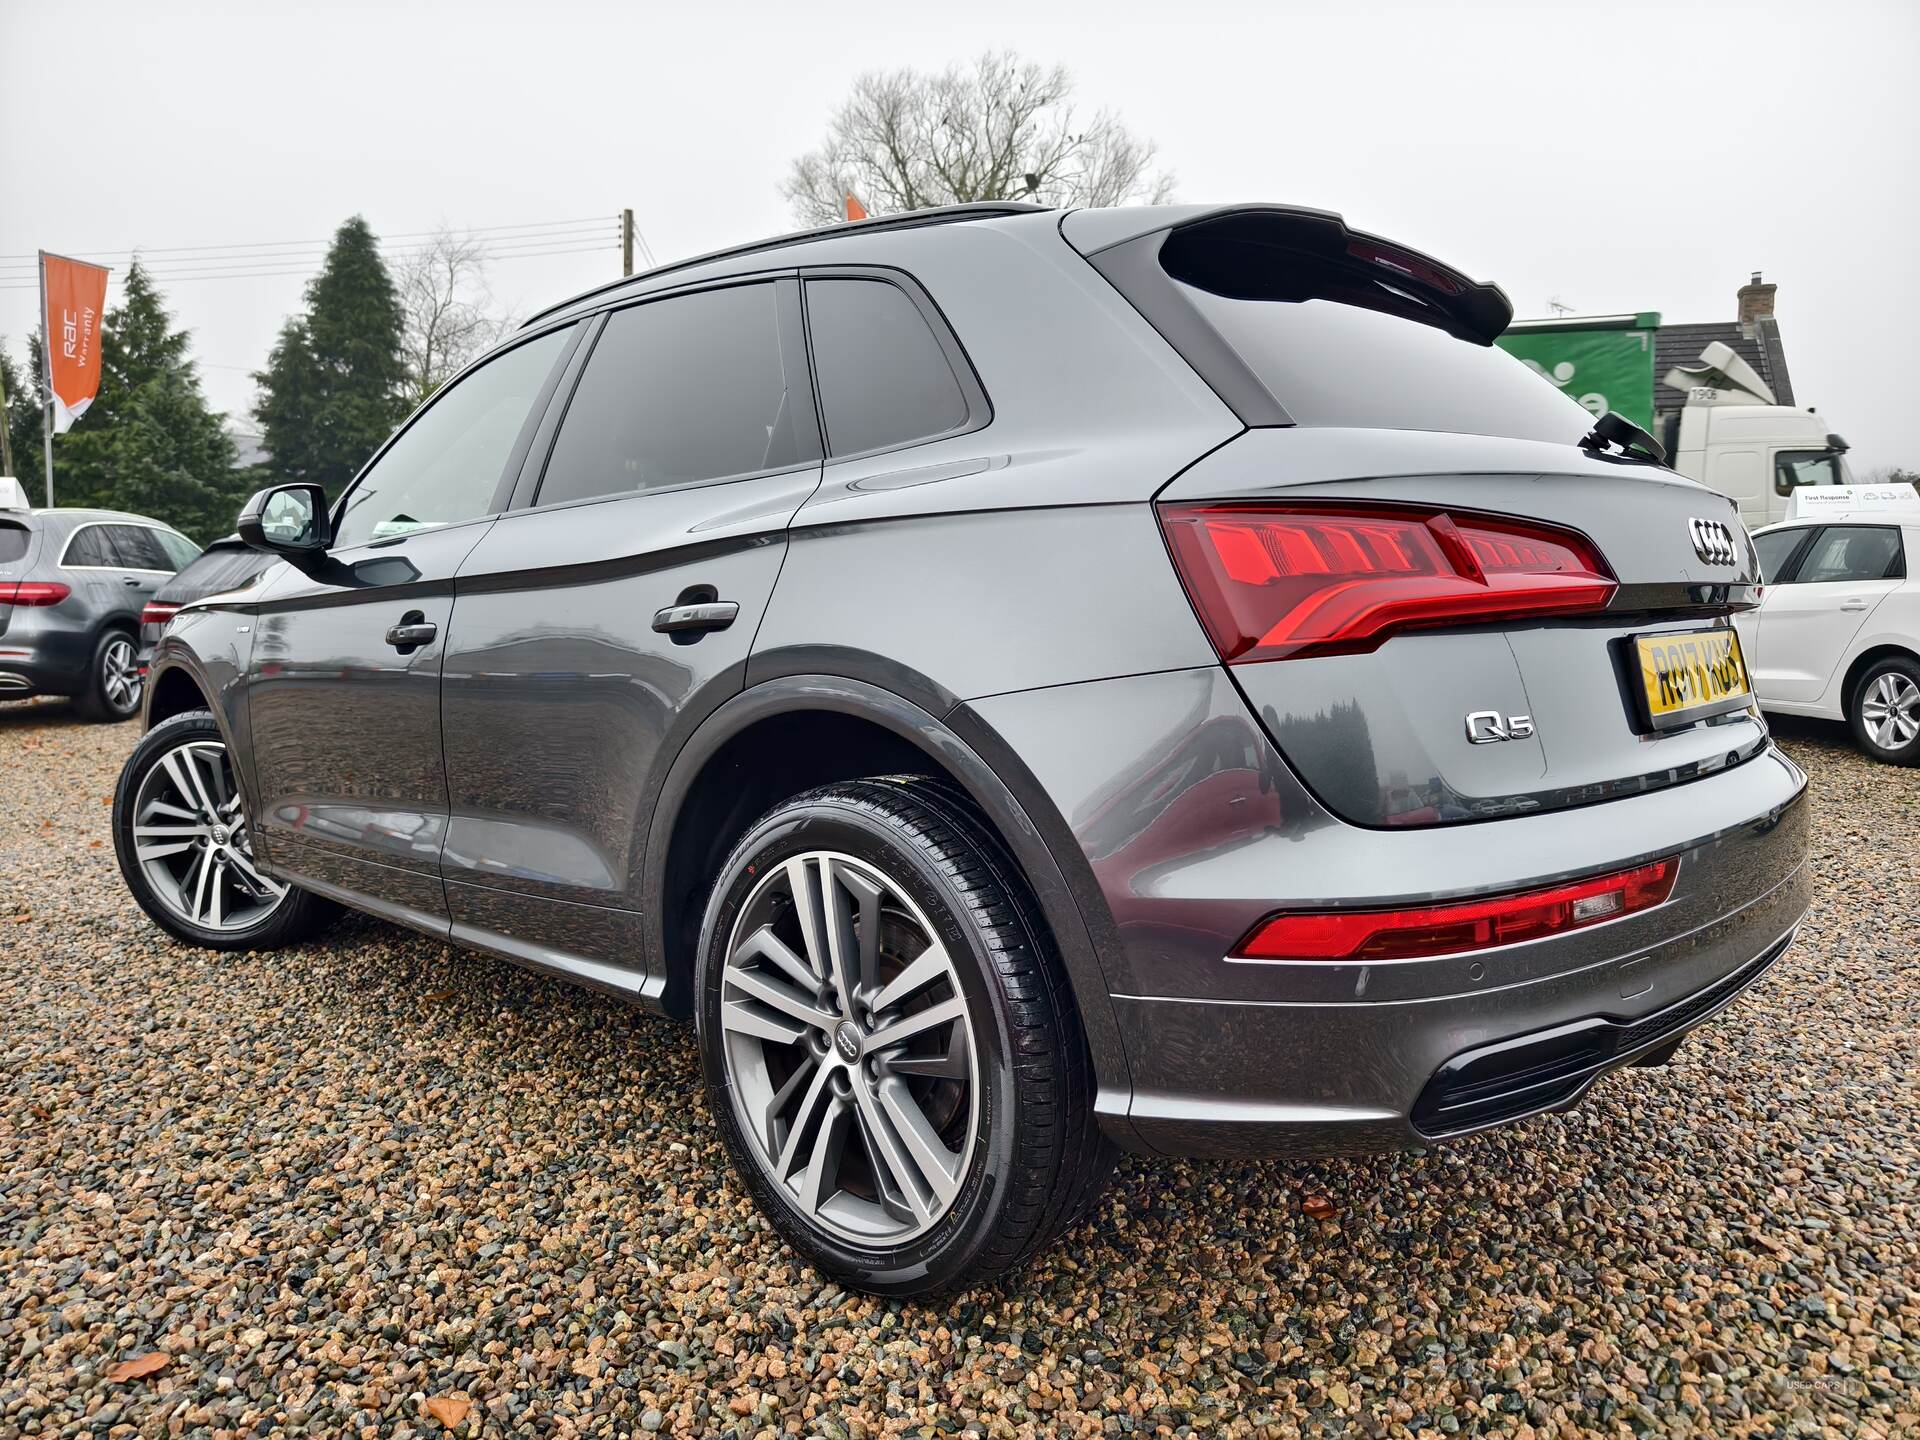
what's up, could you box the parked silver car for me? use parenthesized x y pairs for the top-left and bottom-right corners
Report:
(116, 203), (1811, 1295)
(0, 494), (200, 720)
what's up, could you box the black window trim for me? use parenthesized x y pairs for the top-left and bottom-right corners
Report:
(59, 520), (193, 573)
(798, 264), (993, 464)
(325, 317), (589, 554)
(509, 270), (824, 517)
(1753, 524), (1818, 585)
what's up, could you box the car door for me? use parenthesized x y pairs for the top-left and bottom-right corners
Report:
(1752, 524), (1905, 704)
(438, 276), (821, 980)
(245, 323), (580, 929)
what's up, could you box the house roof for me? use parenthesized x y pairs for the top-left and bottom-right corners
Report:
(1654, 317), (1795, 412)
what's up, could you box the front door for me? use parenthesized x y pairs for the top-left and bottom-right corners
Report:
(246, 324), (578, 929)
(1752, 524), (1905, 703)
(438, 278), (821, 984)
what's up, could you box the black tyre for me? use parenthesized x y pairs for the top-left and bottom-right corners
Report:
(73, 628), (142, 723)
(1849, 655), (1920, 765)
(112, 708), (338, 950)
(695, 777), (1114, 1297)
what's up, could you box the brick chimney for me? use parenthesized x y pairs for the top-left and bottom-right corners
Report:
(1737, 271), (1776, 337)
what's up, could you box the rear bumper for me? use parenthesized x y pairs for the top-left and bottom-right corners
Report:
(0, 619), (93, 697)
(963, 666), (1813, 1159)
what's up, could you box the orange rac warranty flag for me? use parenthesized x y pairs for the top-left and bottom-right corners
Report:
(40, 251), (109, 434)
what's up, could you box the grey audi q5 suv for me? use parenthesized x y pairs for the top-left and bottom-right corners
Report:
(114, 203), (1811, 1296)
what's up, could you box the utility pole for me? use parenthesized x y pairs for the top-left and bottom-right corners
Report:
(621, 208), (635, 277)
(0, 355), (14, 478)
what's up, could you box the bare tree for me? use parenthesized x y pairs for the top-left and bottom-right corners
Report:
(781, 53), (1174, 225)
(396, 229), (510, 406)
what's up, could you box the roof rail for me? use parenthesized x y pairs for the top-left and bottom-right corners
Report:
(519, 202), (1051, 329)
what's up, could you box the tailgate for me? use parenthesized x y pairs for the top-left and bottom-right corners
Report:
(1159, 429), (1768, 827)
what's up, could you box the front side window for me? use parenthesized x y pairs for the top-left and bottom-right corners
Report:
(538, 283), (805, 507)
(1752, 527), (1810, 584)
(1774, 450), (1844, 497)
(1792, 525), (1903, 584)
(806, 278), (970, 456)
(333, 326), (571, 550)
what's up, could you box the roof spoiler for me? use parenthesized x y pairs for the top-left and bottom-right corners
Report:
(1072, 205), (1513, 345)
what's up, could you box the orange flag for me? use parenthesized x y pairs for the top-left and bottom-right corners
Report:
(40, 252), (109, 434)
(844, 193), (868, 222)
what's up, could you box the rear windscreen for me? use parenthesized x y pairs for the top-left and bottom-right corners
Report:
(1176, 283), (1595, 443)
(0, 523), (28, 565)
(156, 547), (267, 602)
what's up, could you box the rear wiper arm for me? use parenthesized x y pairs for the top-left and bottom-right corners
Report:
(1579, 410), (1667, 465)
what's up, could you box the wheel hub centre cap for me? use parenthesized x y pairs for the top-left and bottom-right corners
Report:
(833, 1020), (862, 1063)
(210, 824), (231, 846)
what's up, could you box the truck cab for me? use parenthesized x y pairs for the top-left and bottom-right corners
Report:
(1662, 341), (1851, 529)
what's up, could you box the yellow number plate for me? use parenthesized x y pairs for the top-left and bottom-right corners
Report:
(1634, 629), (1752, 728)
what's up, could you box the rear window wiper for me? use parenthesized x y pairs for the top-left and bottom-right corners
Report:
(1580, 410), (1667, 465)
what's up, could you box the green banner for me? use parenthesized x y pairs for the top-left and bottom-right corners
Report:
(1495, 313), (1660, 433)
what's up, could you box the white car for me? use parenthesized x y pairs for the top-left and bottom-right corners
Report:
(1734, 485), (1920, 764)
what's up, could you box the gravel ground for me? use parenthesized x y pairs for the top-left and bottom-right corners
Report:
(2, 698), (1916, 1440)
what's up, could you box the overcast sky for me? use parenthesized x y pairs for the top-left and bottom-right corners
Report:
(4, 0), (1916, 472)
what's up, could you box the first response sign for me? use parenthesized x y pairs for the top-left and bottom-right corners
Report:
(40, 251), (110, 434)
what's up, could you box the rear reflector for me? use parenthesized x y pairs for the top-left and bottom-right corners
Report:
(1159, 503), (1616, 663)
(141, 601), (181, 626)
(1234, 858), (1678, 961)
(0, 581), (71, 607)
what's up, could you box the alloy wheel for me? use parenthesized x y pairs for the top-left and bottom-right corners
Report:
(718, 851), (979, 1246)
(102, 636), (140, 714)
(1862, 672), (1920, 750)
(130, 739), (288, 932)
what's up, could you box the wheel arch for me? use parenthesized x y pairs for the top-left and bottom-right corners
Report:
(1839, 642), (1920, 720)
(643, 673), (1134, 1103)
(146, 660), (212, 728)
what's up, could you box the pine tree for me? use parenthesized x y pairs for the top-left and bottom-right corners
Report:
(104, 369), (236, 538)
(254, 216), (406, 497)
(1, 342), (45, 491)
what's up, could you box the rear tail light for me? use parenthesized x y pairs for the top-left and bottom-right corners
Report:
(1159, 503), (1616, 663)
(141, 601), (181, 626)
(0, 581), (71, 607)
(1234, 858), (1679, 962)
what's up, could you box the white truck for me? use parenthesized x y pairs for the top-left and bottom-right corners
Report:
(1658, 340), (1853, 529)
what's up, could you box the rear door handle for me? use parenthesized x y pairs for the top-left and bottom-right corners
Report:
(652, 600), (739, 635)
(123, 575), (142, 587)
(384, 614), (438, 652)
(1840, 598), (1870, 612)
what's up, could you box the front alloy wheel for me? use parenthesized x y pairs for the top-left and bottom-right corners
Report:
(696, 779), (1115, 1298)
(112, 708), (338, 950)
(129, 738), (286, 931)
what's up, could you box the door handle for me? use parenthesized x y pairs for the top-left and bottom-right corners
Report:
(652, 600), (739, 635)
(1840, 598), (1870, 612)
(384, 613), (438, 652)
(123, 575), (142, 586)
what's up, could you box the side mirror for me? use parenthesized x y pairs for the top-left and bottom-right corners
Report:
(237, 484), (331, 561)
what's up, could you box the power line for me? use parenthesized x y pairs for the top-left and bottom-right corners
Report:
(0, 225), (618, 278)
(0, 240), (614, 292)
(0, 214), (617, 265)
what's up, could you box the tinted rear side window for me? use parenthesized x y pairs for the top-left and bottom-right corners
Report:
(539, 283), (807, 506)
(108, 525), (176, 570)
(1178, 283), (1593, 442)
(0, 522), (28, 564)
(806, 278), (970, 456)
(63, 524), (118, 567)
